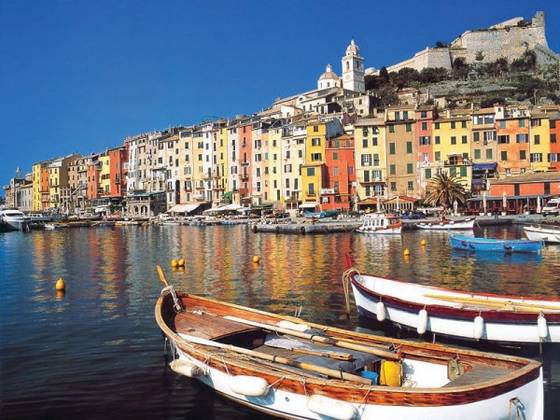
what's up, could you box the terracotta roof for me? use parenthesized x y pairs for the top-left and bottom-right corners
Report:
(490, 172), (560, 185)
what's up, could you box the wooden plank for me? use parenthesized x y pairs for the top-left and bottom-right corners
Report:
(174, 311), (258, 340)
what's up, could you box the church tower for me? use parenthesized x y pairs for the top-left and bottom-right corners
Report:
(341, 40), (365, 93)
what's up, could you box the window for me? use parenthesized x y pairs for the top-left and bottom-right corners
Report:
(364, 170), (370, 182)
(551, 120), (556, 128)
(405, 123), (412, 132)
(520, 150), (526, 160)
(473, 132), (480, 142)
(388, 125), (395, 133)
(373, 154), (380, 166)
(425, 168), (432, 179)
(362, 127), (368, 136)
(372, 137), (378, 146)
(516, 134), (528, 143)
(461, 135), (467, 144)
(451, 136), (457, 145)
(422, 152), (429, 162)
(406, 142), (412, 153)
(531, 119), (541, 127)
(333, 167), (339, 176)
(311, 138), (321, 146)
(419, 136), (430, 145)
(406, 163), (413, 174)
(435, 136), (440, 144)
(499, 120), (506, 128)
(552, 134), (557, 144)
(486, 149), (493, 159)
(497, 135), (510, 144)
(390, 182), (397, 191)
(460, 166), (467, 177)
(449, 166), (456, 177)
(451, 121), (456, 129)
(420, 111), (427, 118)
(311, 153), (322, 161)
(530, 153), (543, 162)
(434, 122), (440, 129)
(307, 183), (315, 195)
(361, 154), (372, 166)
(389, 143), (395, 154)
(474, 149), (481, 159)
(407, 181), (414, 191)
(421, 122), (428, 130)
(306, 168), (315, 176)
(501, 151), (508, 161)
(534, 135), (540, 145)
(313, 125), (319, 132)
(435, 151), (441, 161)
(333, 152), (338, 160)
(362, 138), (368, 148)
(519, 119), (525, 128)
(403, 111), (409, 120)
(390, 164), (396, 175)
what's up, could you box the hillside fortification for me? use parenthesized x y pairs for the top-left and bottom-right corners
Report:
(386, 11), (558, 73)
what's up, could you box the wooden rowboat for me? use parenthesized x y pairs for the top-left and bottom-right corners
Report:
(523, 225), (560, 244)
(450, 234), (544, 253)
(416, 217), (475, 230)
(347, 268), (560, 344)
(155, 267), (543, 419)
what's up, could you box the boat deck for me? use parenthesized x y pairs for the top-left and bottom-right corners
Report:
(443, 366), (506, 387)
(174, 311), (259, 340)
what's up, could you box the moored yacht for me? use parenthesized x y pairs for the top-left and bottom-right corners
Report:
(0, 209), (30, 231)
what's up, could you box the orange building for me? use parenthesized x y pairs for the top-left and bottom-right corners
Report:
(238, 121), (252, 199)
(415, 106), (435, 195)
(322, 134), (355, 211)
(87, 158), (100, 200)
(496, 115), (530, 176)
(108, 146), (127, 197)
(550, 113), (560, 171)
(40, 166), (50, 209)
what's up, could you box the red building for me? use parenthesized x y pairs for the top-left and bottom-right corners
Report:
(321, 134), (356, 211)
(415, 106), (435, 196)
(108, 146), (127, 197)
(238, 120), (252, 199)
(86, 161), (99, 200)
(550, 113), (560, 171)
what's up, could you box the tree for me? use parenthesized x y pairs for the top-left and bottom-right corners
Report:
(419, 67), (448, 83)
(435, 41), (448, 48)
(379, 66), (389, 82)
(452, 57), (469, 80)
(475, 51), (485, 62)
(425, 172), (468, 209)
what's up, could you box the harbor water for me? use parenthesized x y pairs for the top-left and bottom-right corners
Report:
(2, 225), (560, 419)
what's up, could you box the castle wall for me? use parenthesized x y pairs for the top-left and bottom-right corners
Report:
(387, 47), (452, 73)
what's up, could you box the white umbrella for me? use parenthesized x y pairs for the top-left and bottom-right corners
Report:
(502, 191), (507, 211)
(537, 196), (542, 214)
(396, 196), (400, 212)
(482, 191), (487, 214)
(453, 200), (458, 216)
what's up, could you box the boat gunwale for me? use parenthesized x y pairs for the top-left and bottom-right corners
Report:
(155, 292), (541, 406)
(450, 235), (543, 246)
(351, 272), (560, 321)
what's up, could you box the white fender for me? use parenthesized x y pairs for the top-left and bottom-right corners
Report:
(230, 375), (269, 397)
(537, 314), (548, 340)
(276, 320), (310, 332)
(169, 359), (204, 378)
(473, 315), (484, 340)
(376, 301), (386, 322)
(417, 309), (428, 335)
(307, 394), (356, 420)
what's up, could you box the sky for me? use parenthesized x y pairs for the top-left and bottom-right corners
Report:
(1, 0), (559, 187)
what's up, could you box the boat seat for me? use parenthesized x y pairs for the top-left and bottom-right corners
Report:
(443, 365), (506, 387)
(174, 311), (259, 341)
(262, 334), (380, 373)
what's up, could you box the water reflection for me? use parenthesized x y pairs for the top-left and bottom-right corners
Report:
(1, 225), (560, 418)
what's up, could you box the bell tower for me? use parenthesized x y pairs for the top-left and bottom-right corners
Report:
(341, 39), (365, 93)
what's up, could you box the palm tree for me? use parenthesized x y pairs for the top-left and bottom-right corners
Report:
(425, 172), (468, 209)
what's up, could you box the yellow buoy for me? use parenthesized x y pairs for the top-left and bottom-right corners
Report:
(403, 248), (410, 257)
(420, 239), (427, 246)
(252, 255), (260, 264)
(177, 258), (185, 267)
(55, 277), (66, 291)
(171, 259), (178, 268)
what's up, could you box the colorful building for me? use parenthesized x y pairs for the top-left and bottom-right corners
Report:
(354, 117), (386, 200)
(415, 106), (435, 195)
(322, 134), (355, 211)
(529, 111), (551, 172)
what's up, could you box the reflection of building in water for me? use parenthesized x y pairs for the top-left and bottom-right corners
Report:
(98, 229), (129, 313)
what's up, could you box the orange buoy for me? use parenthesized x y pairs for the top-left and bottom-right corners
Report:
(420, 239), (427, 246)
(252, 255), (260, 264)
(403, 248), (410, 257)
(55, 277), (66, 291)
(177, 258), (185, 267)
(171, 259), (178, 268)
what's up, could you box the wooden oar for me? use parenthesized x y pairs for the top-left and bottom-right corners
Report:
(424, 293), (560, 313)
(224, 315), (399, 361)
(178, 332), (372, 384)
(156, 265), (182, 312)
(156, 265), (170, 287)
(291, 347), (353, 361)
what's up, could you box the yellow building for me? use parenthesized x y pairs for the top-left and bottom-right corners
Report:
(301, 120), (326, 204)
(432, 111), (472, 189)
(354, 117), (386, 200)
(99, 153), (111, 195)
(32, 162), (43, 211)
(218, 125), (229, 197)
(192, 127), (206, 201)
(529, 112), (550, 172)
(177, 127), (194, 203)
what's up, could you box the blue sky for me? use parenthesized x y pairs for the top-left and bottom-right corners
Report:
(1, 0), (558, 187)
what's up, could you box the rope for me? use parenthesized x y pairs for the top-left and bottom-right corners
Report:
(341, 267), (359, 315)
(508, 397), (525, 419)
(267, 376), (286, 390)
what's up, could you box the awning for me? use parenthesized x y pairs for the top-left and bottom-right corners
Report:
(299, 203), (318, 209)
(473, 163), (497, 171)
(203, 203), (244, 213)
(167, 203), (200, 214)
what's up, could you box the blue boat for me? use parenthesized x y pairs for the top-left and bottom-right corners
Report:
(449, 234), (543, 254)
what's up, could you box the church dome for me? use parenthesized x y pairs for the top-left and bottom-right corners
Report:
(345, 39), (360, 56)
(319, 64), (339, 80)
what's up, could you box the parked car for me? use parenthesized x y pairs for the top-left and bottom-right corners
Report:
(543, 198), (560, 216)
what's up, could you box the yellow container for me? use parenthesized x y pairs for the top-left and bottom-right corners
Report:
(379, 360), (402, 387)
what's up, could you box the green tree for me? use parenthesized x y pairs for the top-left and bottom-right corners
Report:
(425, 172), (468, 209)
(452, 57), (469, 80)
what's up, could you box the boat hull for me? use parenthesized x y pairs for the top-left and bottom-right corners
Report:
(351, 275), (560, 344)
(356, 226), (402, 235)
(175, 349), (543, 420)
(417, 218), (475, 230)
(450, 235), (543, 253)
(523, 226), (560, 244)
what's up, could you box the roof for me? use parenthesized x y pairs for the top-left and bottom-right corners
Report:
(167, 203), (200, 214)
(354, 117), (384, 126)
(490, 172), (560, 185)
(318, 64), (339, 81)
